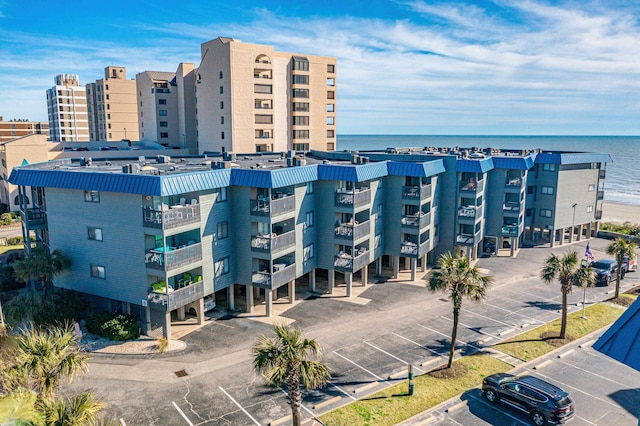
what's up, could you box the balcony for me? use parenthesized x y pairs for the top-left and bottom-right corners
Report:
(142, 204), (200, 230)
(597, 190), (604, 200)
(599, 169), (606, 179)
(501, 225), (519, 236)
(401, 241), (418, 256)
(595, 209), (603, 220)
(456, 230), (482, 245)
(148, 280), (204, 312)
(334, 249), (369, 272)
(334, 220), (370, 241)
(251, 230), (295, 253)
(460, 179), (484, 193)
(401, 213), (431, 229)
(250, 195), (295, 217)
(505, 177), (523, 192)
(21, 207), (46, 228)
(503, 202), (521, 216)
(334, 189), (371, 208)
(458, 206), (480, 219)
(252, 263), (296, 289)
(145, 243), (202, 272)
(402, 184), (432, 200)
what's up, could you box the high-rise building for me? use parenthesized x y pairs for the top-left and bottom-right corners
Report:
(46, 74), (89, 142)
(0, 116), (49, 143)
(86, 66), (138, 141)
(195, 37), (337, 154)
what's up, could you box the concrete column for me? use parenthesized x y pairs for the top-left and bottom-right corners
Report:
(393, 256), (400, 278)
(577, 224), (583, 241)
(246, 285), (253, 313)
(177, 306), (186, 321)
(254, 286), (261, 299)
(510, 237), (516, 257)
(288, 280), (295, 304)
(164, 312), (172, 339)
(362, 265), (368, 286)
(410, 258), (417, 281)
(346, 272), (352, 298)
(404, 256), (411, 269)
(265, 290), (272, 317)
(125, 302), (131, 315)
(587, 222), (593, 238)
(328, 270), (335, 294)
(376, 258), (382, 276)
(309, 270), (316, 292)
(421, 254), (427, 272)
(228, 284), (235, 310)
(196, 298), (205, 325)
(550, 229), (555, 247)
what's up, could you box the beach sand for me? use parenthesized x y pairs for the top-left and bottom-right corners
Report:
(602, 201), (640, 224)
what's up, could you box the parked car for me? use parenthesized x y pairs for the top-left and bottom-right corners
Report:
(622, 254), (637, 272)
(590, 259), (623, 286)
(188, 295), (216, 316)
(482, 373), (575, 425)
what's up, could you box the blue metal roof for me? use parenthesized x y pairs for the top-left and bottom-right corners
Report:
(593, 297), (640, 372)
(161, 169), (230, 195)
(535, 152), (612, 165)
(491, 155), (535, 170)
(456, 157), (494, 173)
(318, 161), (388, 182)
(230, 165), (318, 188)
(387, 159), (445, 177)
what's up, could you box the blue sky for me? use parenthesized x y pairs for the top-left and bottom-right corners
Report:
(1, 0), (640, 135)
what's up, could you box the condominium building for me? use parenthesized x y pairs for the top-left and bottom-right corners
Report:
(0, 116), (49, 143)
(10, 147), (609, 339)
(0, 134), (49, 211)
(46, 74), (89, 142)
(86, 67), (138, 141)
(195, 37), (337, 154)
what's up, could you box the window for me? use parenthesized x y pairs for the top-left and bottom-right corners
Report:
(220, 101), (224, 109)
(327, 91), (335, 99)
(293, 59), (309, 71)
(106, 94), (110, 100)
(254, 84), (272, 94)
(221, 132), (225, 139)
(541, 186), (554, 195)
(306, 182), (314, 194)
(158, 99), (167, 105)
(327, 142), (335, 150)
(13, 194), (29, 206)
(105, 84), (109, 90)
(293, 102), (309, 112)
(327, 64), (335, 73)
(90, 265), (106, 279)
(293, 75), (309, 84)
(375, 234), (382, 249)
(217, 221), (229, 239)
(214, 258), (229, 277)
(293, 130), (309, 139)
(327, 104), (335, 112)
(217, 187), (227, 202)
(219, 71), (223, 79)
(586, 205), (594, 213)
(303, 244), (314, 261)
(84, 190), (100, 203)
(293, 116), (309, 126)
(377, 203), (383, 218)
(326, 117), (335, 125)
(327, 130), (335, 138)
(526, 208), (535, 217)
(540, 209), (552, 218)
(159, 121), (168, 127)
(255, 114), (273, 124)
(327, 78), (335, 86)
(293, 143), (309, 151)
(588, 184), (595, 191)
(305, 211), (314, 228)
(159, 110), (167, 116)
(293, 89), (309, 98)
(160, 132), (168, 138)
(88, 227), (103, 241)
(220, 116), (224, 124)
(543, 163), (556, 172)
(219, 86), (223, 94)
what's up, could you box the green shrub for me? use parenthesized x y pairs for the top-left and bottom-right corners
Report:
(0, 213), (12, 226)
(601, 221), (640, 236)
(86, 312), (140, 341)
(156, 337), (170, 353)
(33, 289), (88, 326)
(6, 236), (23, 246)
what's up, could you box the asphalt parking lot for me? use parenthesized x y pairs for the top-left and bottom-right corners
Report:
(67, 238), (640, 425)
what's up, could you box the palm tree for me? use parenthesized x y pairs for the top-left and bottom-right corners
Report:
(0, 389), (43, 425)
(41, 391), (105, 426)
(428, 252), (493, 368)
(13, 248), (71, 296)
(606, 238), (637, 299)
(253, 324), (331, 426)
(541, 251), (594, 339)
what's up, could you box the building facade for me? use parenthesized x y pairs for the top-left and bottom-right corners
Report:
(86, 67), (138, 142)
(0, 117), (49, 143)
(10, 147), (609, 339)
(46, 74), (90, 142)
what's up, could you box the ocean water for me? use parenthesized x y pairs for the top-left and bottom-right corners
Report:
(337, 135), (640, 207)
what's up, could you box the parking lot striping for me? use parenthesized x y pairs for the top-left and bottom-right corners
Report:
(274, 387), (316, 418)
(392, 332), (445, 357)
(457, 308), (516, 326)
(551, 357), (640, 390)
(529, 371), (626, 409)
(574, 415), (598, 425)
(417, 324), (483, 352)
(481, 301), (545, 324)
(171, 401), (194, 426)
(332, 351), (393, 387)
(466, 393), (529, 425)
(217, 386), (261, 426)
(327, 380), (357, 400)
(438, 317), (503, 340)
(363, 341), (425, 373)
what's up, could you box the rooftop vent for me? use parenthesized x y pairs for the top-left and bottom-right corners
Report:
(156, 155), (171, 164)
(79, 157), (92, 167)
(122, 164), (139, 174)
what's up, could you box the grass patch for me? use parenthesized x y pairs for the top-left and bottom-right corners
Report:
(611, 293), (638, 307)
(494, 303), (626, 361)
(320, 354), (510, 426)
(0, 245), (22, 256)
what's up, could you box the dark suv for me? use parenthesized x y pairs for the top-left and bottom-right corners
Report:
(591, 259), (624, 286)
(482, 373), (575, 425)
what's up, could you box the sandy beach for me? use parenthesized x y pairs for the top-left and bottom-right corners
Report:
(602, 201), (640, 224)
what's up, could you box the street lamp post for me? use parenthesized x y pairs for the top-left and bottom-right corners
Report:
(571, 203), (578, 243)
(124, 127), (127, 140)
(581, 258), (589, 319)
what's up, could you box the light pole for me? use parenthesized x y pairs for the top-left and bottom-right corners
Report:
(581, 258), (589, 319)
(124, 127), (127, 140)
(571, 203), (577, 243)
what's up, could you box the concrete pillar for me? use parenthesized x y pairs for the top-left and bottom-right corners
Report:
(265, 290), (272, 317)
(254, 286), (261, 298)
(421, 254), (427, 272)
(177, 306), (186, 321)
(328, 270), (335, 294)
(404, 256), (410, 269)
(288, 280), (295, 304)
(309, 270), (316, 292)
(577, 224), (583, 241)
(587, 222), (593, 238)
(346, 272), (352, 298)
(196, 298), (204, 325)
(125, 302), (131, 315)
(362, 265), (368, 286)
(393, 256), (400, 278)
(376, 258), (382, 276)
(164, 312), (172, 339)
(410, 258), (417, 281)
(246, 285), (253, 313)
(228, 284), (235, 310)
(510, 237), (516, 257)
(550, 229), (555, 248)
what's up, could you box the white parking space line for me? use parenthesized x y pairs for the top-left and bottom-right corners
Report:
(327, 380), (357, 401)
(364, 341), (426, 373)
(530, 371), (625, 409)
(218, 386), (261, 426)
(417, 324), (481, 351)
(332, 351), (393, 387)
(465, 305), (532, 325)
(439, 317), (503, 340)
(171, 401), (194, 426)
(552, 357), (640, 389)
(466, 393), (529, 425)
(275, 387), (316, 417)
(392, 332), (445, 357)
